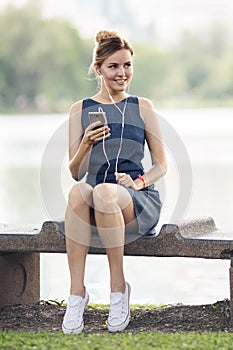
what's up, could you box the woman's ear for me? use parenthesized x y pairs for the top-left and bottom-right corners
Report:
(94, 64), (101, 75)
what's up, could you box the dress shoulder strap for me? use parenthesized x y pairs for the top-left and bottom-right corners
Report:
(82, 97), (96, 109)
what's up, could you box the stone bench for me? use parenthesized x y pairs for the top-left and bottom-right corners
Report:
(1, 216), (233, 324)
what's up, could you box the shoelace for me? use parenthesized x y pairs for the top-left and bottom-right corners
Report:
(65, 300), (83, 323)
(109, 296), (125, 320)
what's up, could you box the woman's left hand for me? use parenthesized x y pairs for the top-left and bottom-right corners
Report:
(115, 172), (139, 190)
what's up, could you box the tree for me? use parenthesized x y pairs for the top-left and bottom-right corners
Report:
(0, 4), (92, 112)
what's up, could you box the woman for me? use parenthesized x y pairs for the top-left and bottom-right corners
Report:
(62, 30), (167, 334)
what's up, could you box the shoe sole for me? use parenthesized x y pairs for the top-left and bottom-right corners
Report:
(62, 295), (89, 335)
(62, 321), (84, 335)
(107, 283), (131, 333)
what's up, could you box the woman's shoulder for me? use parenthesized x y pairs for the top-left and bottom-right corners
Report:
(137, 97), (157, 123)
(137, 97), (155, 110)
(69, 97), (96, 117)
(69, 99), (83, 117)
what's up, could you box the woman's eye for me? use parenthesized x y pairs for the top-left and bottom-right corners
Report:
(108, 63), (131, 69)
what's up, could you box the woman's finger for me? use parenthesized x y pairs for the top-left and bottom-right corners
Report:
(88, 121), (105, 131)
(91, 125), (109, 135)
(85, 125), (110, 144)
(116, 172), (126, 179)
(95, 132), (111, 142)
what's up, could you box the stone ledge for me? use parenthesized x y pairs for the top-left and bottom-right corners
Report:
(1, 217), (233, 259)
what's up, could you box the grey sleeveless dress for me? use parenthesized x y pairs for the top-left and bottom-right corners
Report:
(81, 95), (162, 235)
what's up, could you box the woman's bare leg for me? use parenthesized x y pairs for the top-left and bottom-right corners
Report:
(65, 182), (93, 297)
(92, 183), (137, 293)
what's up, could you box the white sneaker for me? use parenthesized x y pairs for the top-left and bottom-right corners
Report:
(107, 282), (131, 332)
(62, 289), (89, 334)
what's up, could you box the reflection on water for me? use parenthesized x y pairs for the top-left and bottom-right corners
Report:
(1, 110), (233, 305)
(40, 254), (230, 306)
(2, 167), (43, 223)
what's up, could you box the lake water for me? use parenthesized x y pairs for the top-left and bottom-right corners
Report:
(1, 108), (233, 306)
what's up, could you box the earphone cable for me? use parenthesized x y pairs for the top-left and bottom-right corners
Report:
(98, 107), (110, 183)
(100, 78), (128, 182)
(114, 99), (127, 174)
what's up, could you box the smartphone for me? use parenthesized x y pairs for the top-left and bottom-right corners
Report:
(89, 111), (107, 130)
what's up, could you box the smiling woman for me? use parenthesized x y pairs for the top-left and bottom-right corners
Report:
(93, 49), (133, 97)
(62, 29), (167, 335)
(89, 30), (134, 99)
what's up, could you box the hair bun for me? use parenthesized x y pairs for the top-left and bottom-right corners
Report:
(95, 30), (118, 44)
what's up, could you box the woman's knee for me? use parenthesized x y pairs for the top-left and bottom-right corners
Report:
(92, 183), (132, 213)
(68, 183), (93, 211)
(92, 183), (118, 213)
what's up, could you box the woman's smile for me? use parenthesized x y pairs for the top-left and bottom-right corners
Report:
(114, 78), (127, 85)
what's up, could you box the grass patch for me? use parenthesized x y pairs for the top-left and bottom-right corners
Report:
(87, 303), (166, 311)
(1, 331), (233, 350)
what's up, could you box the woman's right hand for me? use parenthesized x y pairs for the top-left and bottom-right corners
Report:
(83, 122), (111, 146)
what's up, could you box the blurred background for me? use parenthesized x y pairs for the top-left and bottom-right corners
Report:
(0, 0), (233, 306)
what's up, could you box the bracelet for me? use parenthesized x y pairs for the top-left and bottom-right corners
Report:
(137, 174), (146, 188)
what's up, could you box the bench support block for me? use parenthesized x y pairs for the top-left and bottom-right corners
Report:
(0, 253), (40, 306)
(230, 258), (233, 325)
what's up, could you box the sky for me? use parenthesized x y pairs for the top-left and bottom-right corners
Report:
(126, 0), (233, 43)
(1, 0), (233, 45)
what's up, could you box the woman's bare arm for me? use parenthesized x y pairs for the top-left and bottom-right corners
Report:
(136, 97), (167, 188)
(68, 101), (91, 180)
(68, 100), (111, 181)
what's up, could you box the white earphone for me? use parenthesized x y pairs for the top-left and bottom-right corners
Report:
(98, 78), (128, 182)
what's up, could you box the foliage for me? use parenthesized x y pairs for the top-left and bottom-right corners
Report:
(0, 4), (233, 112)
(0, 4), (94, 112)
(1, 331), (233, 350)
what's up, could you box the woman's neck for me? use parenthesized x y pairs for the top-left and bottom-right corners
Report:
(92, 89), (129, 104)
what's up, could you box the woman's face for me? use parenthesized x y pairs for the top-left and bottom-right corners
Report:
(98, 49), (133, 94)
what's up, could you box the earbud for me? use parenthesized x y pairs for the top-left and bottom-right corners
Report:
(97, 71), (101, 75)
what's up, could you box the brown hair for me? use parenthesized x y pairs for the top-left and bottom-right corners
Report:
(89, 30), (134, 75)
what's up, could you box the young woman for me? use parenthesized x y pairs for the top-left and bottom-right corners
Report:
(62, 30), (167, 334)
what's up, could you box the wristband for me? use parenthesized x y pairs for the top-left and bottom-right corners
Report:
(137, 174), (146, 188)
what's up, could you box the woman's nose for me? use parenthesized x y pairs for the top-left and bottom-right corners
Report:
(117, 66), (125, 76)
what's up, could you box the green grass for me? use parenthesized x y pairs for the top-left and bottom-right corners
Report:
(87, 303), (165, 311)
(1, 331), (233, 350)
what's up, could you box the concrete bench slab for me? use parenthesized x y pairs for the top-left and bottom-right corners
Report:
(1, 216), (233, 259)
